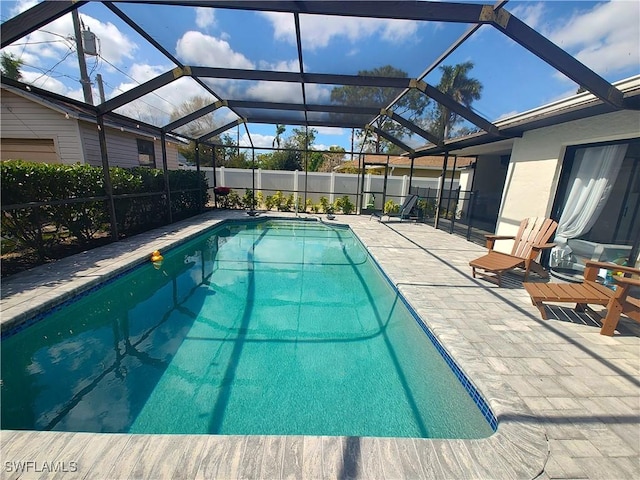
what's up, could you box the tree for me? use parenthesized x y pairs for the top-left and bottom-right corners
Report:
(330, 65), (429, 153)
(169, 96), (218, 138)
(272, 124), (286, 148)
(318, 146), (346, 172)
(258, 150), (302, 171)
(1, 53), (23, 81)
(169, 97), (245, 167)
(307, 151), (324, 172)
(429, 62), (482, 141)
(289, 127), (317, 152)
(259, 127), (319, 171)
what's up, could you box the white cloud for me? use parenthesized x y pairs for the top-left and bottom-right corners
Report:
(509, 2), (545, 30)
(7, 11), (136, 71)
(127, 63), (168, 84)
(314, 126), (344, 136)
(195, 7), (215, 29)
(10, 0), (40, 16)
(546, 1), (639, 78)
(20, 71), (69, 95)
(258, 59), (299, 72)
(109, 65), (196, 125)
(263, 12), (419, 50)
(20, 71), (99, 104)
(245, 81), (303, 103)
(241, 132), (274, 149)
(176, 31), (254, 69)
(304, 84), (332, 103)
(80, 15), (137, 66)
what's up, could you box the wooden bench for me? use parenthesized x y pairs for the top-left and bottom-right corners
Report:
(524, 261), (640, 336)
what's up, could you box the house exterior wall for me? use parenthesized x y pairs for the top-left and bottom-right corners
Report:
(0, 90), (83, 164)
(390, 167), (460, 179)
(75, 122), (180, 170)
(1, 89), (181, 170)
(494, 109), (640, 253)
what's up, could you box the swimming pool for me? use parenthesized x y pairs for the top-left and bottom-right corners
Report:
(1, 219), (495, 438)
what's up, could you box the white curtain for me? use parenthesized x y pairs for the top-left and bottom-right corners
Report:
(550, 143), (628, 267)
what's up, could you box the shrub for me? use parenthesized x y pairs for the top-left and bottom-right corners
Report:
(264, 195), (275, 211)
(340, 195), (355, 214)
(242, 189), (258, 209)
(319, 196), (330, 213)
(1, 161), (208, 258)
(271, 191), (285, 211)
(384, 199), (399, 214)
(417, 199), (436, 218)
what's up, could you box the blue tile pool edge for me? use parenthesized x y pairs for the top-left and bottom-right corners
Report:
(348, 225), (499, 433)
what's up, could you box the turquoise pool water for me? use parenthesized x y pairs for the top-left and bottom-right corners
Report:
(1, 220), (494, 438)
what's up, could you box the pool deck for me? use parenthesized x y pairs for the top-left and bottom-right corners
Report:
(1, 211), (638, 480)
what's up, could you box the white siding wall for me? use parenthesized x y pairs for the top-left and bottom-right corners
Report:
(0, 90), (83, 164)
(495, 109), (640, 253)
(80, 121), (180, 170)
(161, 140), (180, 170)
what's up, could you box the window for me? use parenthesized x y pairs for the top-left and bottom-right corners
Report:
(137, 139), (155, 167)
(550, 139), (640, 279)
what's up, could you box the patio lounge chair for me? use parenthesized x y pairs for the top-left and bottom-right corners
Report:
(377, 194), (418, 222)
(469, 217), (557, 287)
(524, 261), (640, 336)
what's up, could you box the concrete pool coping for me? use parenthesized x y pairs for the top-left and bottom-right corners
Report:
(1, 210), (638, 479)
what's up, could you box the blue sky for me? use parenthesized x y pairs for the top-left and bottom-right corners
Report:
(2, 0), (638, 152)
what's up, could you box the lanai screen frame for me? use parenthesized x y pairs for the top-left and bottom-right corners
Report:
(1, 0), (638, 237)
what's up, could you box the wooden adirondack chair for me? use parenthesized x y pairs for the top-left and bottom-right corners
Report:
(469, 217), (558, 287)
(524, 261), (640, 336)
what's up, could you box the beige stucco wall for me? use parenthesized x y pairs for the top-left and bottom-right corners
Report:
(494, 109), (640, 253)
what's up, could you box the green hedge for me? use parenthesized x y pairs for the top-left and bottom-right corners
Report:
(1, 161), (208, 258)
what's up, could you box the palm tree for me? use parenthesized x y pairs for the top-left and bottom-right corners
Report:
(272, 124), (286, 149)
(432, 62), (482, 141)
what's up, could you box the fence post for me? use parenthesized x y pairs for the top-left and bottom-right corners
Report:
(330, 171), (336, 203)
(449, 186), (460, 234)
(402, 174), (409, 198)
(466, 191), (476, 241)
(220, 166), (226, 188)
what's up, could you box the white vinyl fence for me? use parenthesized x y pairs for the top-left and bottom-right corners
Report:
(186, 166), (457, 211)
